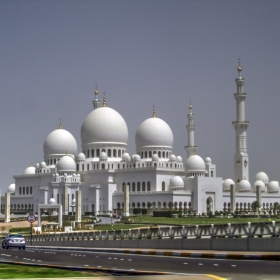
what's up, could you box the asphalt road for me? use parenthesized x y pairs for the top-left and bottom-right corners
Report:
(0, 247), (280, 280)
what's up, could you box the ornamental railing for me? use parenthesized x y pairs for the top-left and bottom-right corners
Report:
(25, 221), (280, 242)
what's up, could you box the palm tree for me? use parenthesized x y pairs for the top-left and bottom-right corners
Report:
(251, 201), (261, 217)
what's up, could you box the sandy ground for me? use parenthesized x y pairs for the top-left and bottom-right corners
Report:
(0, 220), (48, 229)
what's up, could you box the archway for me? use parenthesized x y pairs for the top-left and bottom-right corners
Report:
(206, 197), (213, 213)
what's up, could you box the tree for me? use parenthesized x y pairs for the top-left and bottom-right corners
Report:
(168, 201), (173, 210)
(273, 202), (279, 215)
(251, 201), (261, 217)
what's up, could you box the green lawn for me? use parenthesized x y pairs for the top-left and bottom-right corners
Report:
(0, 263), (107, 278)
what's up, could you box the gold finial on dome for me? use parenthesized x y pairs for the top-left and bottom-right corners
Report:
(95, 83), (98, 95)
(59, 118), (62, 129)
(152, 105), (156, 118)
(30, 163), (33, 167)
(66, 151), (68, 156)
(237, 58), (242, 72)
(103, 92), (107, 107)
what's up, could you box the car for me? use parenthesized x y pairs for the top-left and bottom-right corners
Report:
(2, 233), (26, 249)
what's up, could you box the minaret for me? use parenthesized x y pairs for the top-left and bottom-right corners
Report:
(185, 100), (197, 158)
(92, 84), (100, 109)
(232, 59), (249, 182)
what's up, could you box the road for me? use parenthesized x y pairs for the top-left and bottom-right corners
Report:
(0, 247), (280, 280)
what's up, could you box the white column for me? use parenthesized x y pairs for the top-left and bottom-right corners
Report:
(230, 184), (236, 213)
(123, 185), (130, 217)
(63, 186), (68, 215)
(75, 191), (82, 223)
(4, 193), (10, 223)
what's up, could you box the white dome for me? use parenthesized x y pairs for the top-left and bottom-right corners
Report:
(253, 179), (266, 192)
(49, 198), (56, 204)
(222, 178), (235, 192)
(72, 199), (76, 205)
(152, 154), (159, 161)
(81, 107), (128, 145)
(133, 154), (141, 161)
(237, 179), (251, 192)
(205, 157), (212, 164)
(135, 117), (173, 148)
(267, 181), (279, 193)
(8, 183), (15, 193)
(36, 163), (40, 168)
(24, 166), (36, 175)
(185, 155), (206, 172)
(170, 176), (184, 189)
(57, 155), (76, 172)
(100, 152), (108, 160)
(169, 154), (176, 161)
(40, 162), (46, 168)
(255, 171), (269, 184)
(44, 128), (77, 156)
(176, 156), (182, 162)
(122, 152), (130, 161)
(77, 153), (86, 161)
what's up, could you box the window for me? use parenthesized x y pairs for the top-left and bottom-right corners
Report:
(142, 182), (146, 191)
(91, 149), (94, 157)
(149, 151), (152, 157)
(23, 187), (25, 195)
(97, 149), (100, 157)
(102, 163), (105, 169)
(108, 149), (111, 157)
(162, 182), (165, 191)
(147, 181), (151, 191)
(137, 182), (140, 192)
(132, 182), (136, 192)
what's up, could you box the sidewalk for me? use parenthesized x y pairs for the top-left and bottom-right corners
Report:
(30, 246), (280, 261)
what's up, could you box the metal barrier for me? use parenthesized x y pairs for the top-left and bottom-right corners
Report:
(26, 221), (280, 242)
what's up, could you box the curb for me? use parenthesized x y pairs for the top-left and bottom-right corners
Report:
(29, 246), (280, 261)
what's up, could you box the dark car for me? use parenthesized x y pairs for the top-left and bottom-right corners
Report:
(2, 233), (26, 249)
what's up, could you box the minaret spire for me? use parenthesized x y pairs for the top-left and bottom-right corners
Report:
(59, 118), (62, 129)
(92, 83), (100, 109)
(185, 99), (197, 158)
(232, 59), (249, 182)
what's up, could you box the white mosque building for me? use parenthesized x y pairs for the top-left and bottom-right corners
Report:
(1, 62), (280, 216)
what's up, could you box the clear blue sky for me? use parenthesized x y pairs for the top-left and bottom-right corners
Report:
(1, 0), (280, 192)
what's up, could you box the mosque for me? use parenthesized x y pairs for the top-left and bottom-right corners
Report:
(1, 62), (280, 216)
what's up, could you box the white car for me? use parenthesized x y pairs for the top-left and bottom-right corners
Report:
(2, 234), (26, 249)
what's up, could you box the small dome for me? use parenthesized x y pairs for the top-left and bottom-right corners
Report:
(253, 179), (266, 192)
(237, 179), (251, 192)
(44, 128), (77, 157)
(169, 154), (176, 161)
(205, 157), (212, 164)
(132, 154), (141, 161)
(122, 152), (130, 161)
(81, 107), (128, 145)
(77, 153), (86, 161)
(185, 155), (206, 172)
(170, 176), (184, 189)
(36, 163), (40, 168)
(24, 166), (36, 175)
(72, 199), (76, 205)
(49, 198), (56, 204)
(40, 162), (46, 168)
(267, 181), (279, 193)
(255, 171), (269, 184)
(222, 178), (235, 192)
(176, 156), (182, 162)
(135, 117), (173, 148)
(57, 155), (76, 172)
(152, 154), (159, 161)
(8, 183), (15, 193)
(100, 152), (108, 160)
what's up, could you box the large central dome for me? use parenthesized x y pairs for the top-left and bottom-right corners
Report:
(81, 107), (128, 145)
(135, 117), (173, 148)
